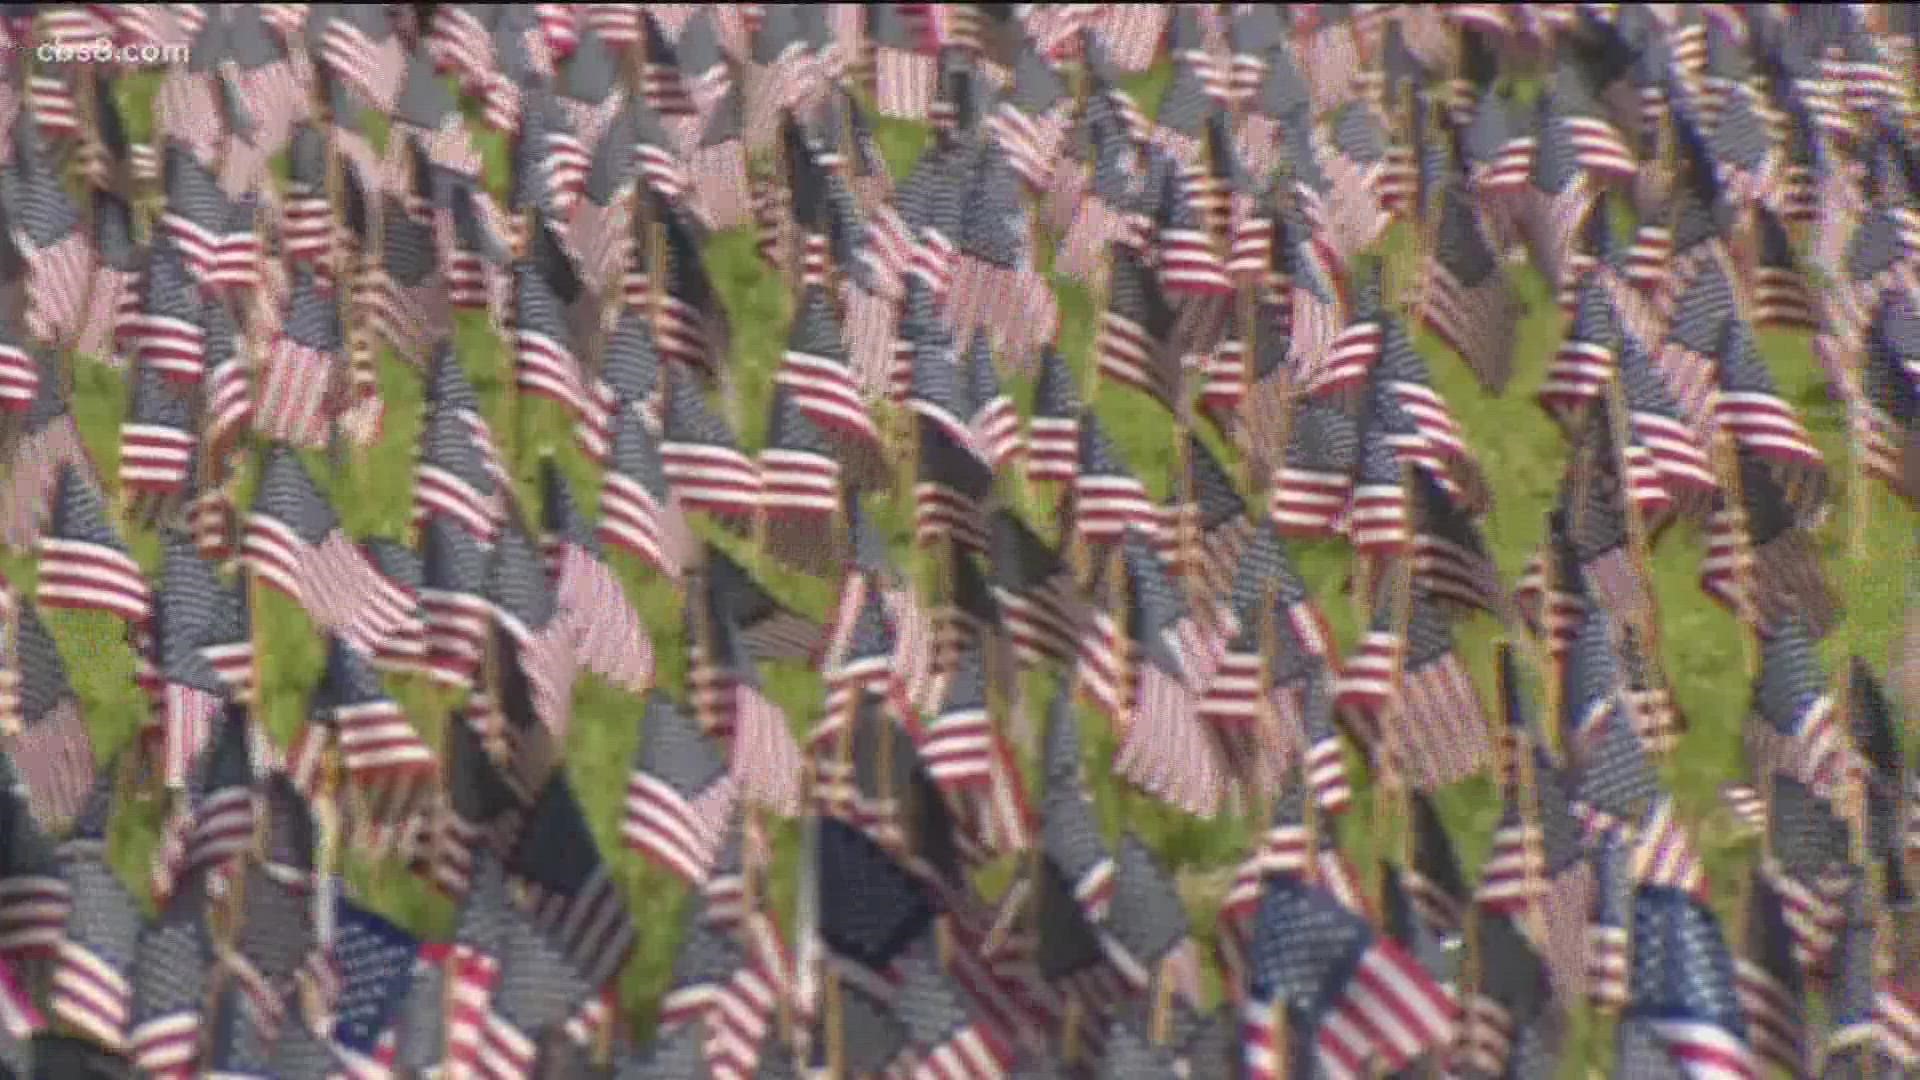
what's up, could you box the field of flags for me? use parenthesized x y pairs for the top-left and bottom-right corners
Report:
(0, 2), (1917, 1076)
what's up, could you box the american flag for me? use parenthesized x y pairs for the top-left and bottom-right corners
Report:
(125, 883), (210, 1076)
(413, 406), (502, 544)
(1618, 335), (1719, 508)
(895, 945), (1015, 1079)
(51, 833), (143, 1053)
(990, 41), (1069, 193)
(1409, 471), (1503, 617)
(253, 271), (344, 450)
(122, 242), (207, 385)
(1025, 346), (1082, 487)
(417, 515), (491, 691)
(154, 530), (253, 701)
(159, 144), (259, 295)
(3, 118), (95, 352)
(1315, 261), (1386, 399)
(119, 363), (197, 498)
(0, 761), (69, 957)
(1419, 177), (1524, 396)
(1747, 208), (1818, 332)
(148, 703), (257, 907)
(1271, 400), (1361, 540)
(330, 899), (421, 1079)
(959, 333), (1022, 472)
(1243, 872), (1459, 1080)
(914, 419), (993, 555)
(759, 385), (843, 528)
(511, 218), (589, 422)
(1071, 413), (1158, 547)
(35, 465), (151, 627)
(778, 278), (880, 449)
(1745, 621), (1847, 802)
(1735, 864), (1804, 1076)
(1704, 80), (1784, 213)
(660, 369), (762, 520)
(488, 523), (577, 752)
(542, 460), (655, 694)
(313, 635), (435, 793)
(1058, 97), (1152, 285)
(871, 5), (937, 121)
(1562, 409), (1658, 622)
(920, 636), (996, 796)
(444, 856), (511, 1074)
(4, 602), (96, 832)
(1541, 263), (1622, 422)
(1112, 531), (1228, 819)
(579, 310), (662, 465)
(694, 591), (804, 819)
(1621, 885), (1759, 1080)
(318, 4), (408, 112)
(1348, 426), (1413, 559)
(1521, 93), (1599, 304)
(624, 691), (738, 887)
(597, 405), (693, 582)
(950, 143), (1058, 356)
(1762, 770), (1855, 977)
(1096, 245), (1181, 408)
(1455, 908), (1554, 1079)
(481, 906), (597, 1080)
(1700, 449), (1838, 640)
(1860, 293), (1920, 496)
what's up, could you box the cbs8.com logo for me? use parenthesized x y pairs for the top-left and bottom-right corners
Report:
(36, 38), (190, 67)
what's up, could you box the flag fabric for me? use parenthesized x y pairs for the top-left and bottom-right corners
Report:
(1621, 885), (1759, 1080)
(660, 372), (763, 520)
(1243, 872), (1459, 1079)
(624, 691), (738, 887)
(35, 465), (151, 626)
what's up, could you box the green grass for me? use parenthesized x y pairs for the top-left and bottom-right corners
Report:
(7, 66), (1913, 1070)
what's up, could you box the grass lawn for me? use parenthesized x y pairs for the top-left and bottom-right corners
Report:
(4, 62), (1912, 1071)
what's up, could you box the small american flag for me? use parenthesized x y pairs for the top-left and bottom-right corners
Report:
(1024, 346), (1082, 487)
(1419, 178), (1524, 396)
(1114, 532), (1229, 819)
(597, 405), (693, 582)
(125, 887), (210, 1068)
(914, 419), (993, 555)
(2, 118), (94, 351)
(542, 461), (655, 694)
(506, 773), (637, 989)
(623, 691), (738, 887)
(35, 465), (151, 627)
(1096, 245), (1182, 408)
(329, 898), (421, 1078)
(1745, 621), (1847, 802)
(511, 220), (589, 421)
(1071, 413), (1158, 547)
(759, 384), (842, 528)
(413, 406), (502, 545)
(122, 242), (207, 385)
(318, 4), (408, 112)
(417, 516), (492, 691)
(1244, 872), (1459, 1079)
(1271, 400), (1361, 540)
(659, 370), (762, 520)
(1748, 208), (1818, 332)
(313, 636), (435, 787)
(488, 524), (577, 748)
(253, 271), (344, 451)
(1621, 885), (1759, 1080)
(50, 837), (143, 1053)
(119, 363), (197, 498)
(1731, 865), (1805, 1074)
(148, 703), (257, 907)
